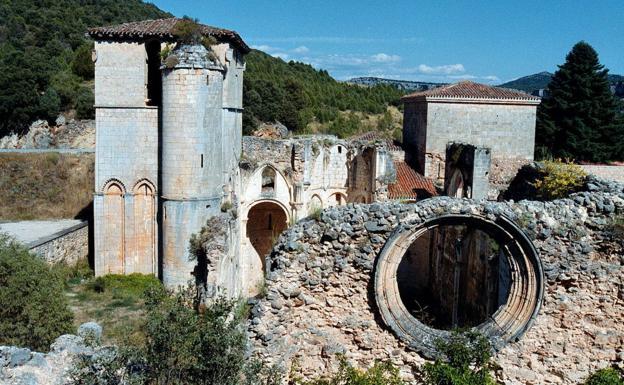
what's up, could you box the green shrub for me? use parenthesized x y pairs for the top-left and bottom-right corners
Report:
(39, 86), (61, 123)
(417, 330), (498, 385)
(75, 87), (95, 119)
(293, 355), (405, 385)
(534, 160), (587, 200)
(53, 258), (93, 286)
(86, 274), (161, 298)
(71, 285), (277, 385)
(584, 367), (624, 385)
(71, 42), (95, 80)
(0, 235), (73, 351)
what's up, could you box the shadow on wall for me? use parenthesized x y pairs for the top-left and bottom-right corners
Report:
(74, 200), (94, 269)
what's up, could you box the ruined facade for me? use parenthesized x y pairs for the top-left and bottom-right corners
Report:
(90, 18), (248, 291)
(89, 18), (438, 296)
(402, 81), (540, 198)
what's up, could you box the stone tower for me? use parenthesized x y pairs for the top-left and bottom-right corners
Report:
(89, 18), (248, 290)
(160, 43), (241, 287)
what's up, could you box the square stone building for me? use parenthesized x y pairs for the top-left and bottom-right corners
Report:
(402, 81), (540, 197)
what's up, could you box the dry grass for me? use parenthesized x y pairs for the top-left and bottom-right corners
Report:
(0, 153), (94, 220)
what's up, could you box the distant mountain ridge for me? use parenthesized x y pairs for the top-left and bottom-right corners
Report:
(499, 72), (624, 96)
(347, 77), (447, 92)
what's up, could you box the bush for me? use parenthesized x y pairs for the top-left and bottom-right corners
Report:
(39, 86), (61, 124)
(75, 87), (95, 119)
(0, 235), (73, 351)
(71, 285), (277, 385)
(293, 355), (405, 385)
(584, 367), (624, 385)
(534, 160), (587, 200)
(417, 330), (498, 385)
(72, 42), (95, 80)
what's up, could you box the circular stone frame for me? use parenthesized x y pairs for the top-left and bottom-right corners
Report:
(374, 214), (544, 358)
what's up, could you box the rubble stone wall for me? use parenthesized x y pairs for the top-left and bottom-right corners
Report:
(249, 177), (624, 385)
(30, 223), (89, 266)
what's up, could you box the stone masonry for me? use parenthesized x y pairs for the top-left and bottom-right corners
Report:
(248, 177), (624, 384)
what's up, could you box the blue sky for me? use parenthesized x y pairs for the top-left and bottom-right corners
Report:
(150, 0), (624, 84)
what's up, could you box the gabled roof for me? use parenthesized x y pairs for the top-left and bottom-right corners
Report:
(401, 81), (540, 104)
(388, 161), (437, 200)
(88, 18), (250, 53)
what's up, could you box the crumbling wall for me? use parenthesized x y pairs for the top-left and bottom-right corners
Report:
(248, 178), (624, 384)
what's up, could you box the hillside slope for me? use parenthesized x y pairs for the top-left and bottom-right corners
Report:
(0, 0), (171, 136)
(243, 50), (405, 137)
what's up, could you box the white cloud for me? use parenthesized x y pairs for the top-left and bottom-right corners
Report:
(371, 53), (401, 63)
(292, 46), (310, 54)
(417, 63), (465, 75)
(251, 44), (281, 53)
(271, 52), (290, 60)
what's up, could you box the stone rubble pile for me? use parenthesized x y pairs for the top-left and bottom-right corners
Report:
(0, 322), (106, 385)
(248, 177), (624, 384)
(0, 117), (95, 149)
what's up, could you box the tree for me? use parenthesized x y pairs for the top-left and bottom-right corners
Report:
(417, 330), (498, 385)
(536, 41), (624, 162)
(0, 235), (74, 351)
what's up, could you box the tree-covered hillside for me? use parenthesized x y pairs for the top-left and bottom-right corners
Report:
(0, 0), (171, 136)
(243, 50), (405, 136)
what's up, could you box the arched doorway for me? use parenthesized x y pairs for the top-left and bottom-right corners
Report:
(246, 201), (289, 269)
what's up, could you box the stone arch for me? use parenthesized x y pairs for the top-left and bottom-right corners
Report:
(374, 213), (543, 357)
(261, 166), (276, 195)
(101, 179), (125, 274)
(245, 199), (290, 272)
(309, 194), (323, 212)
(130, 179), (156, 275)
(245, 163), (292, 204)
(328, 192), (347, 207)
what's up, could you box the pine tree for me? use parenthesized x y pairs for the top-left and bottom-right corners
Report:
(536, 41), (624, 162)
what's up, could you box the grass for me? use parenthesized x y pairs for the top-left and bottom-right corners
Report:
(58, 261), (161, 345)
(0, 153), (94, 220)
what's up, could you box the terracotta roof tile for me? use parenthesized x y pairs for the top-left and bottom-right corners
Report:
(88, 18), (250, 53)
(388, 161), (437, 200)
(402, 81), (540, 102)
(349, 131), (403, 152)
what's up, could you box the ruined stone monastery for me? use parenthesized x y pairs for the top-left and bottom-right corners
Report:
(89, 18), (540, 295)
(81, 18), (624, 384)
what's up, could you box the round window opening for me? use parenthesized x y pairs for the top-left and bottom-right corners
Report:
(375, 214), (543, 357)
(397, 224), (511, 330)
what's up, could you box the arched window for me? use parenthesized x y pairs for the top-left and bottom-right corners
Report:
(131, 181), (156, 275)
(261, 167), (276, 195)
(101, 181), (125, 274)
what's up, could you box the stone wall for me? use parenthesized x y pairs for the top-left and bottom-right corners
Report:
(30, 223), (89, 266)
(0, 323), (105, 385)
(248, 178), (624, 384)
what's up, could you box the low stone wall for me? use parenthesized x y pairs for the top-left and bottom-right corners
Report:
(248, 178), (624, 384)
(581, 165), (624, 183)
(0, 323), (104, 385)
(29, 222), (89, 265)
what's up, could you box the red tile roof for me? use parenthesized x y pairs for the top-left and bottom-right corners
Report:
(88, 18), (250, 53)
(388, 161), (437, 200)
(402, 81), (540, 103)
(349, 131), (403, 152)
